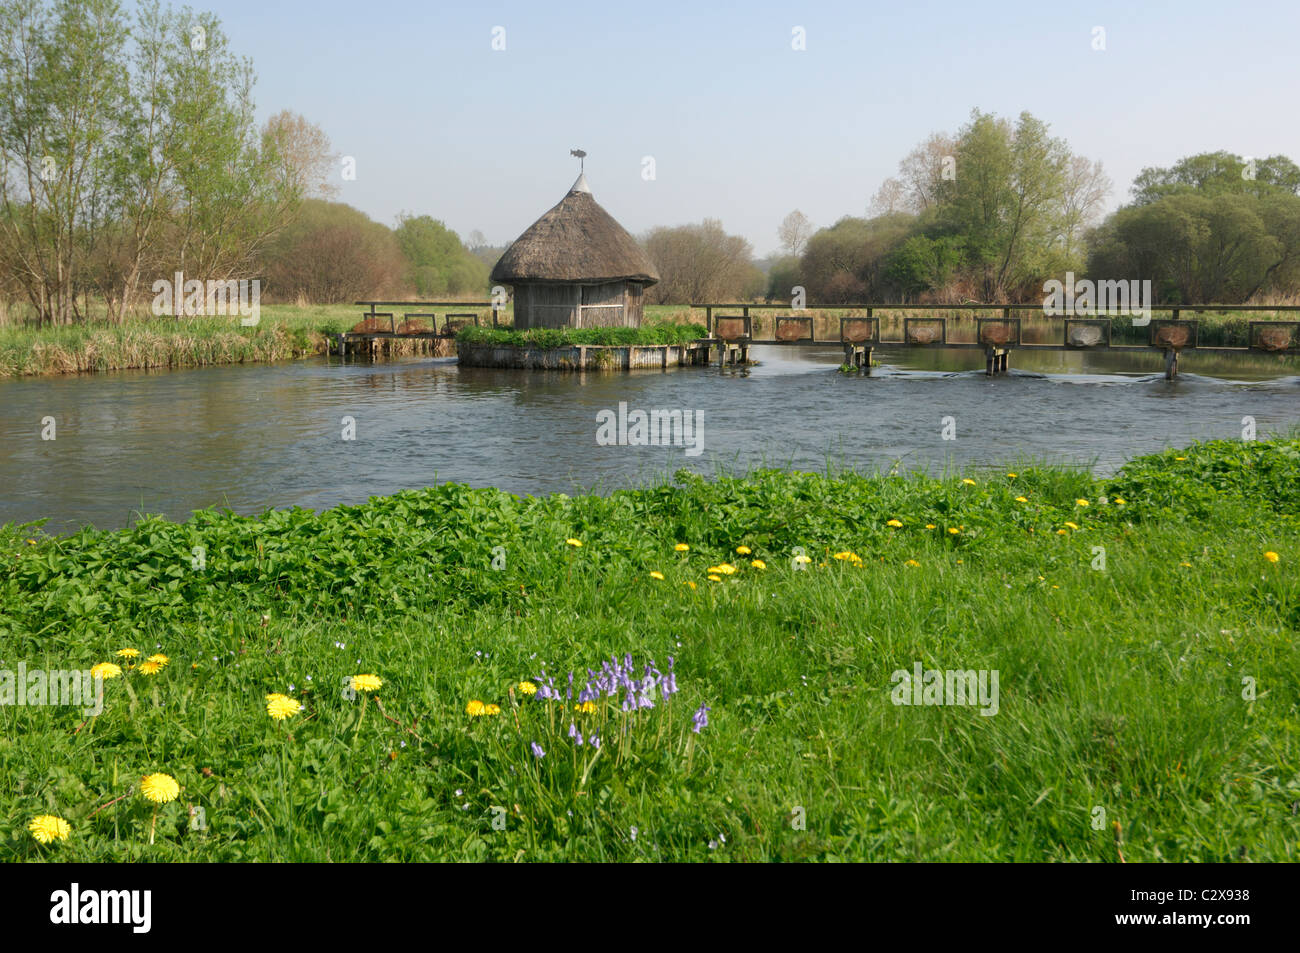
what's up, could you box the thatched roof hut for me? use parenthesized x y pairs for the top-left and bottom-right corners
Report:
(491, 174), (659, 329)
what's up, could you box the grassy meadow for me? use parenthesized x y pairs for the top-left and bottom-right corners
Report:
(2, 436), (1297, 861)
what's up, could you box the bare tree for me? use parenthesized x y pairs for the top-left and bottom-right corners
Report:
(262, 109), (338, 199)
(643, 219), (756, 304)
(1059, 155), (1111, 261)
(777, 209), (813, 257)
(897, 132), (957, 212)
(869, 178), (907, 216)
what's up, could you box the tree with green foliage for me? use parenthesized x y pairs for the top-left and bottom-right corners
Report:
(392, 214), (487, 297)
(799, 214), (913, 302)
(0, 0), (314, 324)
(1088, 151), (1300, 302)
(262, 199), (407, 303)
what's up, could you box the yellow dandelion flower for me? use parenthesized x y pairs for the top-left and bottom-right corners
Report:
(485, 704), (502, 715)
(649, 571), (665, 580)
(1114, 497), (1126, 505)
(886, 519), (903, 528)
(1064, 522), (1080, 530)
(947, 528), (959, 535)
(1179, 562), (1192, 568)
(466, 699), (486, 716)
(115, 648), (140, 659)
(792, 554), (811, 565)
(140, 773), (180, 804)
(26, 538), (37, 545)
(1056, 529), (1068, 536)
(751, 559), (766, 570)
(147, 654), (169, 667)
(674, 543), (690, 552)
(1075, 499), (1090, 507)
(351, 674), (382, 692)
(707, 574), (722, 582)
(90, 663), (121, 681)
(1264, 551), (1279, 563)
(925, 523), (937, 529)
(833, 551), (857, 561)
(961, 478), (976, 486)
(28, 815), (71, 844)
(735, 545), (751, 555)
(519, 681), (537, 695)
(1006, 472), (1017, 478)
(716, 563), (737, 575)
(565, 538), (583, 548)
(138, 660), (163, 676)
(1015, 496), (1029, 503)
(1174, 456), (1186, 461)
(265, 693), (302, 720)
(575, 700), (596, 714)
(687, 580), (697, 589)
(904, 559), (920, 567)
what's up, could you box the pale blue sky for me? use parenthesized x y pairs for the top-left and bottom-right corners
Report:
(200, 0), (1299, 256)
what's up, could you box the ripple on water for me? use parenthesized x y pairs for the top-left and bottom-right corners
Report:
(1, 349), (1296, 531)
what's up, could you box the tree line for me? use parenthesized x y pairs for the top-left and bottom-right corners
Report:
(3, 1), (1295, 323)
(0, 0), (486, 324)
(647, 111), (1300, 307)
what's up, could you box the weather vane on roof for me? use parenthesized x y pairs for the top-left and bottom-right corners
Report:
(570, 148), (586, 172)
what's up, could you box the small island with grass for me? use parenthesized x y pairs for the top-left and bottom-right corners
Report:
(455, 322), (708, 370)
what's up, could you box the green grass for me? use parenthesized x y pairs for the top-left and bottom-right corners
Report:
(2, 300), (1292, 376)
(2, 436), (1297, 861)
(456, 320), (707, 349)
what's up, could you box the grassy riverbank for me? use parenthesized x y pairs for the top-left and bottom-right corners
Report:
(2, 437), (1297, 861)
(0, 307), (350, 377)
(1, 303), (1290, 377)
(0, 304), (699, 377)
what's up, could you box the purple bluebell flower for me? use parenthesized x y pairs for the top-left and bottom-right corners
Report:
(590, 735), (601, 749)
(530, 741), (545, 758)
(692, 704), (711, 733)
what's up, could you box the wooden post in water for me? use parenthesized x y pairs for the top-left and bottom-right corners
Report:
(1164, 348), (1179, 380)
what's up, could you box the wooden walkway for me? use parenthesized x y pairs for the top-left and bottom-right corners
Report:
(339, 300), (499, 357)
(692, 303), (1300, 380)
(337, 300), (1300, 381)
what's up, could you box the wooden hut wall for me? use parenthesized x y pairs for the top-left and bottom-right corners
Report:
(625, 283), (645, 326)
(519, 283), (579, 328)
(578, 281), (631, 328)
(511, 285), (529, 328)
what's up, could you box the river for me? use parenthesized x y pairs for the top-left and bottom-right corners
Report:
(2, 345), (1297, 532)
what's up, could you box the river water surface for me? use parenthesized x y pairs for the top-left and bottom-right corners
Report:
(2, 345), (1297, 532)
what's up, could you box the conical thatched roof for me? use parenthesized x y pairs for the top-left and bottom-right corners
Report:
(491, 175), (659, 285)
